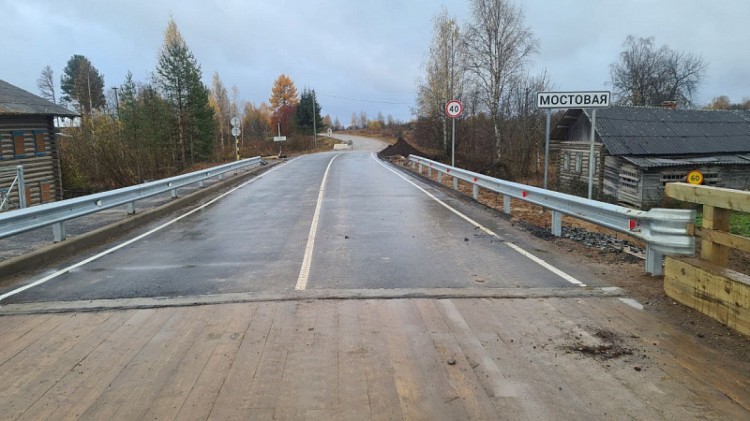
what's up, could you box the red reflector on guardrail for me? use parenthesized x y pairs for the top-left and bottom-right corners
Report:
(629, 219), (637, 230)
(522, 191), (528, 198)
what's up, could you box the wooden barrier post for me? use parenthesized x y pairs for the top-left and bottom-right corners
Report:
(701, 205), (729, 266)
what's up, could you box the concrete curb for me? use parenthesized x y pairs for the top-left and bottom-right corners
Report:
(0, 162), (279, 281)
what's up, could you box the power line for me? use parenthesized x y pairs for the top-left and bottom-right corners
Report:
(316, 92), (410, 105)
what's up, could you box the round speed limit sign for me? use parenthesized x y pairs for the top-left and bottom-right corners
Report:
(687, 170), (703, 185)
(446, 100), (463, 118)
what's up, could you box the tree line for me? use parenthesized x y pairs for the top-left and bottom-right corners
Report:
(37, 19), (325, 194)
(413, 0), (719, 182)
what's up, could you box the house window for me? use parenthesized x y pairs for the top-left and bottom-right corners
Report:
(660, 172), (685, 187)
(33, 130), (46, 156)
(563, 152), (570, 171)
(575, 153), (582, 173)
(619, 170), (640, 193)
(12, 131), (26, 158)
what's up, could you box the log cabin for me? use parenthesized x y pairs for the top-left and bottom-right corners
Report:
(551, 105), (750, 208)
(0, 79), (77, 209)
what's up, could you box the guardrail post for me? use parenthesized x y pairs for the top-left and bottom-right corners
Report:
(53, 222), (66, 242)
(17, 166), (27, 209)
(645, 245), (664, 276)
(199, 180), (205, 188)
(171, 188), (178, 199)
(453, 177), (458, 190)
(472, 184), (479, 200)
(437, 172), (442, 183)
(418, 164), (423, 174)
(503, 195), (511, 215)
(127, 202), (136, 215)
(219, 173), (225, 181)
(551, 210), (562, 237)
(428, 167), (432, 177)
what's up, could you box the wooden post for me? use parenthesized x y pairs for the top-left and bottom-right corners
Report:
(702, 205), (730, 266)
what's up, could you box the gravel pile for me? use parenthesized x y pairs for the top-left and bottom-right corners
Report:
(562, 226), (644, 256)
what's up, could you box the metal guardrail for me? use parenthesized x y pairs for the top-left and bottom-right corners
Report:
(408, 155), (695, 275)
(0, 157), (264, 243)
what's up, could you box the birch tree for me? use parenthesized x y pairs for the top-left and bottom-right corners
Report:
(464, 0), (537, 160)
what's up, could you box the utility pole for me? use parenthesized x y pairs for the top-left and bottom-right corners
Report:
(312, 90), (317, 148)
(112, 87), (120, 117)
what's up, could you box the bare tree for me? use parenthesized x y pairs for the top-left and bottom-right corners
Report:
(609, 35), (707, 107)
(416, 8), (465, 156)
(37, 65), (57, 103)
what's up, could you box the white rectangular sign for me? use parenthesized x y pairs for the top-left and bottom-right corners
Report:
(536, 91), (611, 109)
(273, 136), (287, 142)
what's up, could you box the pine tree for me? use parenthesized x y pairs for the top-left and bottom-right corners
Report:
(295, 88), (323, 133)
(156, 18), (215, 168)
(60, 54), (106, 116)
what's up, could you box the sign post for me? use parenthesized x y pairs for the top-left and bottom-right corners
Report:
(536, 91), (610, 198)
(230, 116), (241, 161)
(445, 100), (463, 167)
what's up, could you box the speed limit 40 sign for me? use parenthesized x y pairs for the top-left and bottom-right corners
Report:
(446, 100), (463, 118)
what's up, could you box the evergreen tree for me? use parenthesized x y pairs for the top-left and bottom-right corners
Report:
(60, 54), (106, 115)
(156, 18), (215, 168)
(295, 88), (323, 133)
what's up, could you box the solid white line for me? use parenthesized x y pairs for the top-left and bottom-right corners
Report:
(0, 158), (299, 303)
(295, 154), (339, 290)
(372, 154), (586, 287)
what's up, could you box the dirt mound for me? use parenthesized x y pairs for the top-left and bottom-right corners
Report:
(378, 137), (431, 160)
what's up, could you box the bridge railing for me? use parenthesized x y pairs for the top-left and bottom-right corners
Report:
(0, 157), (264, 243)
(407, 155), (695, 276)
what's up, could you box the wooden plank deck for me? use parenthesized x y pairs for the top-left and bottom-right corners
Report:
(1, 297), (749, 420)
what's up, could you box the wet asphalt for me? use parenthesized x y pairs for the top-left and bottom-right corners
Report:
(1, 136), (576, 303)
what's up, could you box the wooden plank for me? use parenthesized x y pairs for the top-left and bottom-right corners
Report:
(666, 182), (750, 213)
(665, 256), (750, 336)
(79, 306), (215, 419)
(693, 226), (750, 255)
(414, 300), (497, 420)
(13, 309), (168, 420)
(358, 300), (404, 420)
(335, 300), (372, 420)
(240, 301), (297, 418)
(208, 302), (276, 419)
(173, 303), (257, 420)
(702, 205), (730, 266)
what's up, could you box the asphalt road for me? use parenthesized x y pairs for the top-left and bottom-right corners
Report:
(1, 137), (582, 304)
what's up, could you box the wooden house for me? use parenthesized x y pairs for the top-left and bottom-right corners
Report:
(551, 106), (750, 208)
(0, 79), (77, 209)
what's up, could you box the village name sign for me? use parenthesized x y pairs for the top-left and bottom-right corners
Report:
(537, 91), (611, 109)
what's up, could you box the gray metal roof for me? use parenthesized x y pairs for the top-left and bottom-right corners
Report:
(0, 79), (78, 117)
(553, 106), (750, 156)
(623, 154), (750, 169)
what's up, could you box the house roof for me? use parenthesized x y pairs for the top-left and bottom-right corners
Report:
(623, 154), (750, 169)
(552, 106), (750, 156)
(0, 79), (78, 117)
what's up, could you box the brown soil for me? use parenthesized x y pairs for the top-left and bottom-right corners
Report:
(378, 137), (433, 160)
(391, 157), (750, 362)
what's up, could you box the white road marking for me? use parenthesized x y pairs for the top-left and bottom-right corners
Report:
(373, 153), (587, 287)
(295, 154), (339, 290)
(0, 159), (298, 303)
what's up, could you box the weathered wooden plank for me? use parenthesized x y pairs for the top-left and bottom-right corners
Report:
(358, 300), (404, 421)
(17, 309), (169, 420)
(208, 302), (276, 419)
(79, 306), (215, 419)
(0, 312), (118, 418)
(240, 301), (297, 417)
(414, 300), (496, 420)
(172, 303), (256, 420)
(335, 300), (372, 420)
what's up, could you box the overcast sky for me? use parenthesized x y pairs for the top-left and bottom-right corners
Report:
(2, 0), (749, 124)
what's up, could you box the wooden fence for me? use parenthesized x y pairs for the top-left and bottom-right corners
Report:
(665, 183), (750, 336)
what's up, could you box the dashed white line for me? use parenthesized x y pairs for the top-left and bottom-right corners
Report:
(295, 154), (339, 290)
(0, 158), (298, 303)
(372, 153), (586, 287)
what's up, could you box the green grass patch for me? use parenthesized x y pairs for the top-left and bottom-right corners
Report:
(695, 210), (750, 237)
